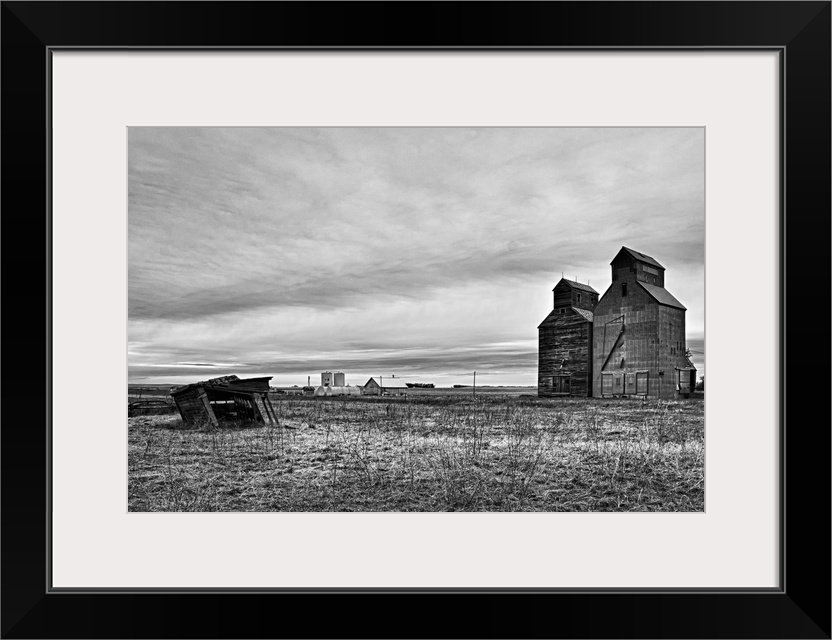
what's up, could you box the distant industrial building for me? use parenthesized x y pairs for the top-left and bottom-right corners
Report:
(320, 371), (346, 387)
(315, 371), (358, 396)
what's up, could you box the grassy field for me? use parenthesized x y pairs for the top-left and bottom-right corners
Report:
(128, 395), (704, 512)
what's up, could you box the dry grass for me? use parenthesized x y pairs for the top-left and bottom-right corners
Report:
(128, 395), (704, 512)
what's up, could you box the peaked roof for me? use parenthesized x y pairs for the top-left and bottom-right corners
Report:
(363, 377), (408, 388)
(614, 247), (665, 270)
(638, 282), (686, 309)
(552, 278), (598, 294)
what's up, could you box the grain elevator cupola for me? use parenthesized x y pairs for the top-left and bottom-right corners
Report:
(552, 278), (598, 313)
(611, 246), (665, 288)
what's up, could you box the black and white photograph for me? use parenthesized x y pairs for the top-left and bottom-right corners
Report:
(128, 127), (705, 512)
(4, 0), (826, 633)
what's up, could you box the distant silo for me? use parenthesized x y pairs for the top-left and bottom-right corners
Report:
(333, 372), (345, 386)
(321, 371), (333, 387)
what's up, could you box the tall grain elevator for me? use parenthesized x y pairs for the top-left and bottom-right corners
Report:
(591, 247), (696, 399)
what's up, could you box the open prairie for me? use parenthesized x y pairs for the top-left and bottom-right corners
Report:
(128, 394), (704, 512)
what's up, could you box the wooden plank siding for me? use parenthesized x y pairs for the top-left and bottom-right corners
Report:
(538, 278), (598, 398)
(173, 387), (219, 427)
(592, 250), (689, 399)
(170, 376), (279, 427)
(554, 279), (598, 312)
(253, 394), (278, 426)
(657, 305), (689, 398)
(593, 282), (660, 397)
(538, 311), (593, 397)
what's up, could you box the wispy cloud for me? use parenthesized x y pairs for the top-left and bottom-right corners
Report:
(129, 128), (705, 385)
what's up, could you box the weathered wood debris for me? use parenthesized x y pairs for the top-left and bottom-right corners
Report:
(169, 375), (278, 427)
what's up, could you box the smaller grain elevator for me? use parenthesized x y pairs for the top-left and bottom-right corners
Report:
(537, 278), (598, 397)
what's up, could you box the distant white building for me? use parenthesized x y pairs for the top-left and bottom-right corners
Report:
(314, 385), (361, 397)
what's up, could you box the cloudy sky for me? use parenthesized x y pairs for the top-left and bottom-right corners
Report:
(129, 128), (704, 387)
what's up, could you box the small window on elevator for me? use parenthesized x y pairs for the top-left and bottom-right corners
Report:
(622, 283), (627, 297)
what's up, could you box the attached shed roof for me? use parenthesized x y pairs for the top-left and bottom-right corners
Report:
(538, 307), (593, 328)
(616, 247), (665, 270)
(572, 307), (594, 322)
(553, 278), (599, 294)
(170, 374), (273, 396)
(638, 282), (686, 309)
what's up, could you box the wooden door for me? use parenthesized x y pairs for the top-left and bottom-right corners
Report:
(636, 372), (648, 395)
(553, 375), (571, 395)
(602, 373), (613, 396)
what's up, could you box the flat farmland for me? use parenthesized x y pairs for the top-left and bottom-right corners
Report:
(128, 384), (172, 398)
(394, 386), (533, 397)
(128, 395), (704, 512)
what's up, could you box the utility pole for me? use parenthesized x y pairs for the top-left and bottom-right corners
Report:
(473, 371), (476, 396)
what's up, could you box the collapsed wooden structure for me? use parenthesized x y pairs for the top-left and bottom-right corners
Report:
(170, 375), (278, 427)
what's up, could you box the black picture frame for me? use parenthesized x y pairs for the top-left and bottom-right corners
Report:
(2, 2), (829, 638)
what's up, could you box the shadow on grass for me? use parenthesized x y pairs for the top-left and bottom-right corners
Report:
(130, 415), (268, 432)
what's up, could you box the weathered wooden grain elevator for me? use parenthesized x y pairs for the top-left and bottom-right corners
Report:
(591, 247), (696, 399)
(537, 278), (598, 397)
